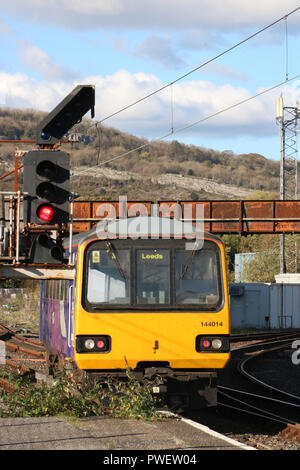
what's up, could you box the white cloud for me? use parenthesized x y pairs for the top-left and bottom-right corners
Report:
(1, 69), (300, 140)
(19, 43), (80, 81)
(0, 72), (72, 110)
(89, 73), (300, 139)
(1, 0), (300, 32)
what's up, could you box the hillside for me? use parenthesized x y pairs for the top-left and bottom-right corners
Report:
(0, 107), (281, 200)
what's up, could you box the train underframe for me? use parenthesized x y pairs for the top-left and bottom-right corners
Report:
(85, 365), (218, 412)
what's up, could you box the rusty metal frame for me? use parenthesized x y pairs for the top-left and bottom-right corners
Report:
(71, 200), (300, 234)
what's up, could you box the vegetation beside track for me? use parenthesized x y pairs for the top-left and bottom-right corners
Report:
(0, 368), (163, 420)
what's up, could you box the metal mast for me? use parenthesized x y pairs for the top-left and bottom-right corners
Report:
(276, 97), (299, 273)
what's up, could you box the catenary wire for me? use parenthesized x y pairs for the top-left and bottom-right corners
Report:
(79, 5), (300, 133)
(71, 71), (300, 178)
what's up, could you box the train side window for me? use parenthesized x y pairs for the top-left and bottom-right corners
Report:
(62, 280), (68, 302)
(61, 280), (64, 301)
(44, 280), (48, 299)
(59, 280), (63, 300)
(136, 249), (170, 304)
(52, 280), (56, 299)
(60, 280), (64, 301)
(57, 280), (60, 299)
(65, 280), (69, 302)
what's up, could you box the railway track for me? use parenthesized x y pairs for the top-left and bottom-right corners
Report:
(0, 322), (47, 394)
(217, 334), (300, 443)
(230, 330), (300, 343)
(186, 332), (300, 449)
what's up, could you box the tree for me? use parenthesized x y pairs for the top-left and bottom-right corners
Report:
(242, 251), (280, 282)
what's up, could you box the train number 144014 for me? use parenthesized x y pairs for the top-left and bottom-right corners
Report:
(201, 321), (223, 327)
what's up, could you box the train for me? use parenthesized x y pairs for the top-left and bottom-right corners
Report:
(39, 215), (230, 411)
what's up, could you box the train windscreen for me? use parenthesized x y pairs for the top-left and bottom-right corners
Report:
(84, 239), (223, 310)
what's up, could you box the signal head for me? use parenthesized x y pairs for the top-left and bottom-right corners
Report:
(36, 204), (55, 223)
(36, 160), (56, 180)
(23, 150), (70, 225)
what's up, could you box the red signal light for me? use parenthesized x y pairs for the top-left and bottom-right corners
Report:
(37, 204), (55, 222)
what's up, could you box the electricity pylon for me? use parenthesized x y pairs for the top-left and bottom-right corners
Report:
(275, 97), (299, 273)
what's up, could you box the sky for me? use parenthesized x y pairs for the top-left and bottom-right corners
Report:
(1, 1), (300, 161)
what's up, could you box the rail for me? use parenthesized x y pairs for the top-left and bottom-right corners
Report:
(218, 334), (300, 434)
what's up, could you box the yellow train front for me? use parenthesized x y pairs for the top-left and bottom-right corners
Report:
(73, 217), (230, 410)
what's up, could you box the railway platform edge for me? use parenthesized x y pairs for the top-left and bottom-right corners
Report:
(0, 413), (255, 451)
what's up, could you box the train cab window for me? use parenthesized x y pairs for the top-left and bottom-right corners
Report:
(136, 249), (170, 304)
(175, 249), (220, 306)
(86, 247), (131, 305)
(49, 280), (53, 299)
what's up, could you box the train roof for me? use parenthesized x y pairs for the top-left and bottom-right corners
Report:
(64, 216), (223, 249)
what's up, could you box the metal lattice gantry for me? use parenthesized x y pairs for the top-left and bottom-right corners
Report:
(276, 97), (300, 273)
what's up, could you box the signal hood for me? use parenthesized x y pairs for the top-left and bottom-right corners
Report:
(36, 84), (95, 146)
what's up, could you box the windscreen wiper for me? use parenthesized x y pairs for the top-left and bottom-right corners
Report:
(179, 240), (201, 279)
(105, 240), (127, 279)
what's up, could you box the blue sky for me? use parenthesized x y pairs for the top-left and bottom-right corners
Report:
(1, 1), (300, 161)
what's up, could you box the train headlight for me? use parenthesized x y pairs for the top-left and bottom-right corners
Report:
(76, 335), (111, 353)
(84, 339), (95, 350)
(196, 335), (229, 353)
(212, 339), (222, 349)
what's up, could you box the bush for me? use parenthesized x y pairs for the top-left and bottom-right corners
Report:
(0, 369), (162, 420)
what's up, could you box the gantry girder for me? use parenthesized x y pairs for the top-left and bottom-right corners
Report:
(71, 200), (300, 234)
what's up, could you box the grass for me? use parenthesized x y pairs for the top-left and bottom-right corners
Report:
(0, 368), (163, 420)
(0, 288), (40, 332)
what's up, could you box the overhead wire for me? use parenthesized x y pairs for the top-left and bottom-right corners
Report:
(81, 5), (300, 132)
(71, 6), (300, 178)
(72, 71), (300, 178)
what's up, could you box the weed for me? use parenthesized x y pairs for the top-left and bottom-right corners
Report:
(0, 368), (163, 420)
